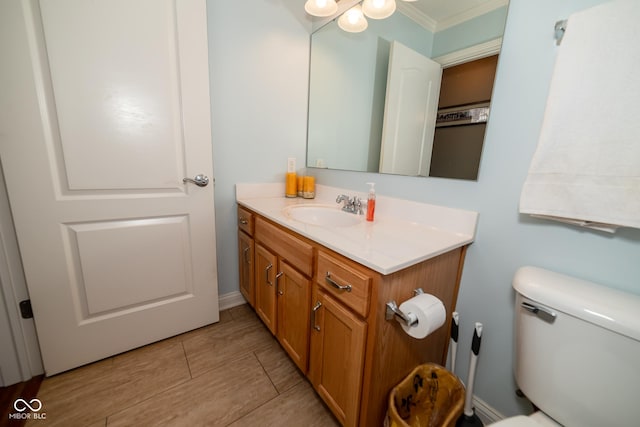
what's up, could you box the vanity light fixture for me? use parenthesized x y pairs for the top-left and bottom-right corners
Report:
(307, 0), (417, 32)
(305, 0), (338, 17)
(338, 4), (368, 33)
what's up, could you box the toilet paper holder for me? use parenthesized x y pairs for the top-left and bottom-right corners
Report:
(385, 288), (424, 327)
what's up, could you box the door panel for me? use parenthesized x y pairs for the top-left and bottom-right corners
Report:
(255, 244), (277, 334)
(0, 0), (218, 375)
(309, 290), (367, 427)
(238, 231), (255, 307)
(277, 261), (311, 372)
(40, 0), (184, 191)
(68, 216), (192, 316)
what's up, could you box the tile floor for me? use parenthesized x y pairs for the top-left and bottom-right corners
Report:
(27, 305), (339, 427)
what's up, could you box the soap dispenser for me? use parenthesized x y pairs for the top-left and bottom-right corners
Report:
(366, 182), (376, 222)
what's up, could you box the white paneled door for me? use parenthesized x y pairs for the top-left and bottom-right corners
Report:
(0, 0), (219, 375)
(379, 41), (442, 177)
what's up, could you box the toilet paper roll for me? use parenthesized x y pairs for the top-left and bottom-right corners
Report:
(398, 293), (446, 339)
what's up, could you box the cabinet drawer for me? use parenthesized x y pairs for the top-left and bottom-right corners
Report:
(255, 217), (313, 277)
(237, 206), (254, 236)
(316, 251), (371, 317)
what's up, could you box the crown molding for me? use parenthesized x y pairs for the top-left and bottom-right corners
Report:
(433, 37), (502, 68)
(397, 2), (437, 32)
(436, 0), (509, 31)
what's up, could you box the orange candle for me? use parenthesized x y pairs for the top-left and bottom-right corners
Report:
(297, 175), (304, 197)
(303, 175), (315, 199)
(286, 172), (297, 198)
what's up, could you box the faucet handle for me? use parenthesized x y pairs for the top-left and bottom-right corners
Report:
(354, 197), (364, 215)
(336, 194), (349, 204)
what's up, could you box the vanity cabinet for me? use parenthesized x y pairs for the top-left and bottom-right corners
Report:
(237, 207), (255, 307)
(253, 216), (313, 372)
(237, 207), (467, 427)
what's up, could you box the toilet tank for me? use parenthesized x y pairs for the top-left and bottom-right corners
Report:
(512, 266), (640, 427)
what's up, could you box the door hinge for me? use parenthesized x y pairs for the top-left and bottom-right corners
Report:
(19, 300), (33, 319)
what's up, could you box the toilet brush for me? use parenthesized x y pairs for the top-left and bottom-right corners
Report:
(449, 312), (459, 373)
(456, 322), (484, 427)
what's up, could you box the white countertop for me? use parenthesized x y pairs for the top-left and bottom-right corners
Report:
(236, 183), (478, 275)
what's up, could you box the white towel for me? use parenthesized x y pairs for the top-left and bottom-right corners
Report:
(519, 0), (640, 233)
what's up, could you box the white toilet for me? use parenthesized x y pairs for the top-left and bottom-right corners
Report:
(491, 266), (640, 427)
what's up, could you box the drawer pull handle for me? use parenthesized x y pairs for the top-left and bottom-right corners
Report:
(265, 263), (273, 286)
(312, 301), (322, 331)
(325, 272), (352, 292)
(276, 272), (284, 295)
(243, 247), (250, 264)
(239, 217), (249, 225)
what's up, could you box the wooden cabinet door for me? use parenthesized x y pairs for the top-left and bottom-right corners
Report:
(276, 261), (311, 373)
(309, 289), (367, 427)
(238, 230), (255, 307)
(254, 243), (277, 334)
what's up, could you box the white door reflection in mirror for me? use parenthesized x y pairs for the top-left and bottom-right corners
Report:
(379, 41), (442, 176)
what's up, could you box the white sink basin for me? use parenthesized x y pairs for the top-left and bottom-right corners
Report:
(283, 204), (361, 227)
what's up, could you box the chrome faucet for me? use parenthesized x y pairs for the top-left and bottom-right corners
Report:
(336, 194), (364, 215)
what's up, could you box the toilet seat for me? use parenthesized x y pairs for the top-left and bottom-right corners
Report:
(490, 412), (561, 427)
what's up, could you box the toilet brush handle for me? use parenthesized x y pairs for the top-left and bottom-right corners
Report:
(464, 323), (483, 417)
(449, 312), (459, 373)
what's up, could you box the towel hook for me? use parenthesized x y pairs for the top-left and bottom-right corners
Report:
(555, 19), (568, 45)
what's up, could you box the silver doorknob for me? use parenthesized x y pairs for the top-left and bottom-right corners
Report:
(183, 174), (209, 187)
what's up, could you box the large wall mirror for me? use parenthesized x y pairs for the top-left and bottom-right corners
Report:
(306, 0), (509, 180)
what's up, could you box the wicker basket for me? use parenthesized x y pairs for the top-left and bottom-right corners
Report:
(386, 363), (465, 427)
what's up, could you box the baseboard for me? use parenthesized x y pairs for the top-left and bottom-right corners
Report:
(472, 395), (505, 425)
(218, 291), (247, 311)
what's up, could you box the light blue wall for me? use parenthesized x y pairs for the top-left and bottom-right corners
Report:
(307, 24), (384, 171)
(209, 0), (640, 418)
(207, 0), (311, 296)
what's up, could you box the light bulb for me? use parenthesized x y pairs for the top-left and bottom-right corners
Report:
(362, 0), (396, 19)
(304, 0), (338, 17)
(338, 5), (368, 33)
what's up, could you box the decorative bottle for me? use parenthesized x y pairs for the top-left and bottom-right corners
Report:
(366, 182), (376, 222)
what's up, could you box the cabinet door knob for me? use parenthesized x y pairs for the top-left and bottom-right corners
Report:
(312, 301), (322, 331)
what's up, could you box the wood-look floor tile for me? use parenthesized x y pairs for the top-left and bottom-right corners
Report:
(30, 339), (190, 426)
(254, 339), (304, 393)
(228, 304), (254, 320)
(218, 308), (234, 324)
(183, 314), (274, 378)
(227, 380), (339, 427)
(24, 306), (339, 427)
(106, 353), (278, 427)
